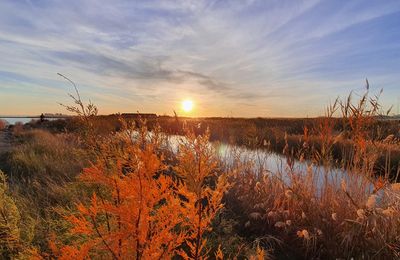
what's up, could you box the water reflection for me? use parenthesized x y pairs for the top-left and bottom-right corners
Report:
(165, 134), (373, 194)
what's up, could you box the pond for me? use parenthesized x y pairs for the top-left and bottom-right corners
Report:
(165, 134), (374, 194)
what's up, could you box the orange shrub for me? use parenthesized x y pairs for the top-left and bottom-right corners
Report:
(174, 129), (229, 259)
(51, 125), (229, 259)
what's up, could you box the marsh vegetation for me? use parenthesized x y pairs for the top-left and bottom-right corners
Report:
(0, 89), (399, 259)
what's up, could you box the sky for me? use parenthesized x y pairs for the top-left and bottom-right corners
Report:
(0, 0), (399, 117)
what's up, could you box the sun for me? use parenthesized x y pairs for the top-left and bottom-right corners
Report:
(182, 99), (194, 113)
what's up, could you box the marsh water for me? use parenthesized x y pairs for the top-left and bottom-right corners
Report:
(165, 134), (374, 194)
(0, 117), (61, 125)
(0, 118), (36, 125)
(0, 122), (374, 193)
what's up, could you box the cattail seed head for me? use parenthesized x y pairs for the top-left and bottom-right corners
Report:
(302, 229), (310, 240)
(255, 181), (262, 192)
(249, 212), (262, 220)
(341, 179), (347, 192)
(357, 209), (366, 219)
(285, 189), (293, 199)
(382, 207), (395, 217)
(267, 211), (276, 218)
(274, 221), (285, 228)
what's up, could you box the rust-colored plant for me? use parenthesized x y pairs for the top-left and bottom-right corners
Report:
(0, 120), (6, 130)
(51, 125), (188, 259)
(174, 129), (229, 259)
(49, 119), (229, 259)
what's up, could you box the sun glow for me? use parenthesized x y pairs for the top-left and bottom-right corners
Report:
(182, 99), (194, 113)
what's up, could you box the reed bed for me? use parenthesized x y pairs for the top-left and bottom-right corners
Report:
(0, 86), (399, 259)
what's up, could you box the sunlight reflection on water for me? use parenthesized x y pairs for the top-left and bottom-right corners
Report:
(164, 134), (374, 195)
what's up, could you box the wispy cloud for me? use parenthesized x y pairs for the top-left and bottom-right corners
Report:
(0, 0), (399, 116)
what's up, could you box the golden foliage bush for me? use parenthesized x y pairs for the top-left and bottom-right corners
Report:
(50, 124), (230, 259)
(174, 129), (229, 259)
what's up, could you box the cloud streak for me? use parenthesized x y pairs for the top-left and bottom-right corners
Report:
(0, 0), (400, 116)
